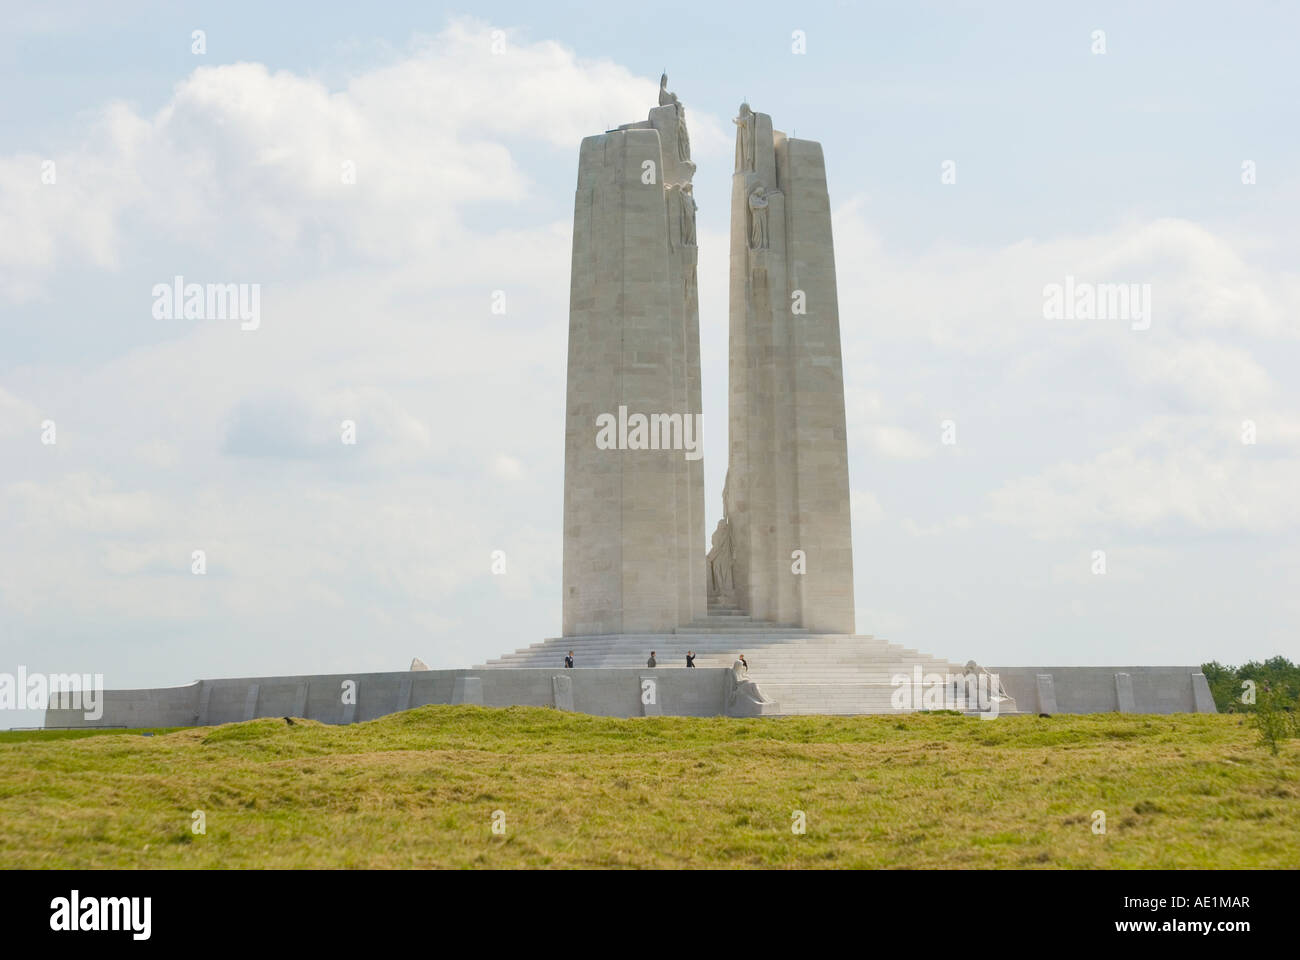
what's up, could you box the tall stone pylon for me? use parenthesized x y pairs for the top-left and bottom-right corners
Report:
(561, 77), (706, 636)
(711, 104), (855, 634)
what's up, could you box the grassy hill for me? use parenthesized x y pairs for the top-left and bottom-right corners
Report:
(1, 707), (1296, 868)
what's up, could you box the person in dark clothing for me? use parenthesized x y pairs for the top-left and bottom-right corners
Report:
(686, 651), (696, 668)
(646, 651), (657, 668)
(564, 650), (574, 669)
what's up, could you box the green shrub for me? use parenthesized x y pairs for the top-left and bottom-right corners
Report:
(1250, 683), (1296, 756)
(1202, 657), (1300, 713)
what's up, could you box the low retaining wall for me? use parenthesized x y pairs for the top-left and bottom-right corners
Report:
(989, 666), (1216, 715)
(42, 668), (751, 728)
(41, 664), (1218, 728)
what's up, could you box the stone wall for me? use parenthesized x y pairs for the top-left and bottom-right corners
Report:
(41, 664), (1217, 729)
(42, 668), (749, 729)
(989, 666), (1217, 715)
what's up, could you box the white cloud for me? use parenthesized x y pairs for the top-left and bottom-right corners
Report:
(1122, 338), (1275, 412)
(492, 454), (523, 479)
(2, 17), (1298, 685)
(0, 20), (691, 679)
(834, 205), (1300, 356)
(0, 387), (42, 438)
(850, 488), (883, 527)
(0, 17), (727, 297)
(866, 424), (934, 460)
(987, 418), (1300, 540)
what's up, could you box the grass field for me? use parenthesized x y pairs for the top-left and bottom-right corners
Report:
(1, 706), (1297, 868)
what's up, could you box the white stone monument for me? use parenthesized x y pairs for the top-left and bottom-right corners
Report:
(562, 83), (853, 639)
(717, 104), (856, 635)
(40, 82), (1219, 728)
(561, 79), (706, 636)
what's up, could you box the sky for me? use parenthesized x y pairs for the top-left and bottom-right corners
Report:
(1, 1), (1298, 726)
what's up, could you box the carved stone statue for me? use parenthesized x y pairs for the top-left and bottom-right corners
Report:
(706, 517), (734, 600)
(659, 73), (678, 106)
(747, 183), (769, 250)
(725, 661), (776, 715)
(659, 74), (690, 162)
(679, 183), (697, 247)
(733, 102), (756, 172)
(963, 660), (1014, 708)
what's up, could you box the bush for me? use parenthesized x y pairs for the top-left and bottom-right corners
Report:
(1202, 657), (1300, 714)
(1250, 683), (1295, 756)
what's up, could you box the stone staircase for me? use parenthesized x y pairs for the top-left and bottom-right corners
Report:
(477, 600), (1000, 715)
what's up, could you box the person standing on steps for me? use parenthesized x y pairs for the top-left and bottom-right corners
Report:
(646, 650), (657, 668)
(564, 650), (574, 669)
(686, 650), (696, 668)
(736, 654), (748, 674)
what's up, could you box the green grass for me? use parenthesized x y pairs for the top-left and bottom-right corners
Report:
(1, 707), (1296, 868)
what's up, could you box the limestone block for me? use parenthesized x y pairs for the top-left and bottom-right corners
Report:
(552, 674), (575, 712)
(1191, 673), (1217, 713)
(396, 676), (413, 711)
(1035, 674), (1057, 715)
(341, 683), (357, 724)
(452, 676), (484, 706)
(639, 675), (662, 716)
(1114, 672), (1136, 713)
(197, 681), (212, 726)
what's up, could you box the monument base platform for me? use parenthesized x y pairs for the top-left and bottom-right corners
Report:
(41, 633), (1216, 728)
(481, 611), (1217, 717)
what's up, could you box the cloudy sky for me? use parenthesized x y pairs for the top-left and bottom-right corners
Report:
(2, 1), (1297, 723)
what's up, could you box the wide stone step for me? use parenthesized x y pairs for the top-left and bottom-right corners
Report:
(488, 644), (951, 654)
(674, 627), (809, 635)
(528, 633), (896, 641)
(485, 656), (943, 662)
(485, 657), (948, 667)
(486, 652), (958, 662)
(488, 648), (956, 659)
(484, 650), (960, 663)
(482, 666), (961, 679)
(477, 634), (976, 701)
